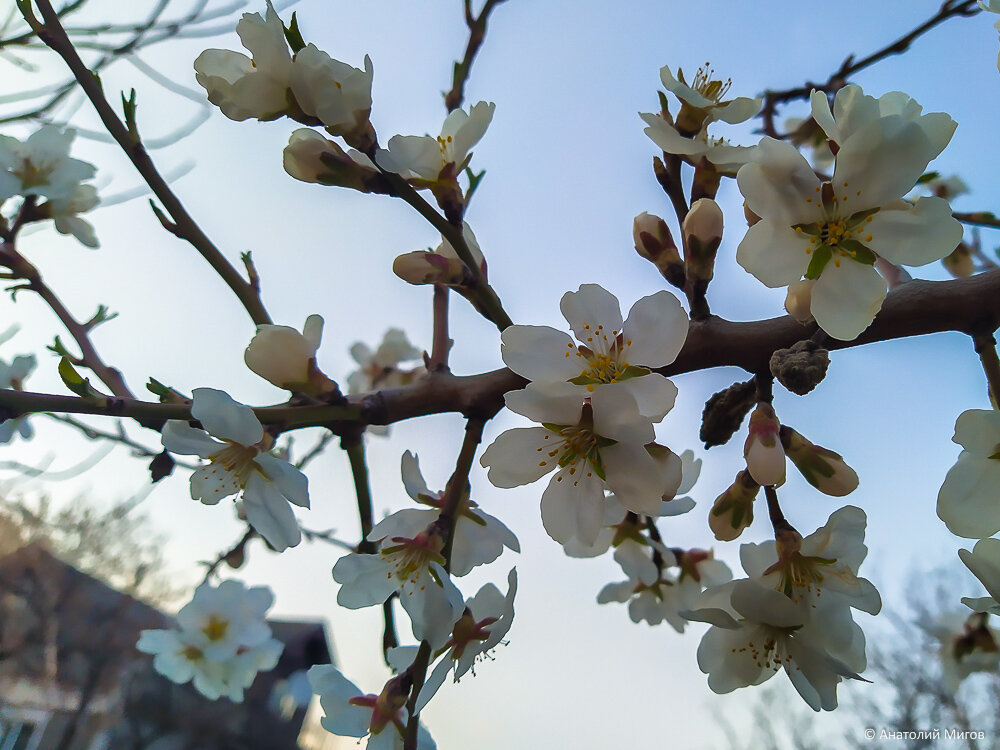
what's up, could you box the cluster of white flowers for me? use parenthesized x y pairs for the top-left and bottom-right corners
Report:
(929, 609), (1000, 692)
(685, 506), (881, 710)
(641, 64), (762, 175)
(137, 579), (283, 702)
(481, 283), (689, 544)
(0, 126), (99, 247)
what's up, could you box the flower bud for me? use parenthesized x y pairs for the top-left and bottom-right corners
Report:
(683, 198), (723, 283)
(709, 470), (759, 542)
(780, 426), (858, 497)
(744, 402), (785, 487)
(393, 250), (469, 286)
(784, 279), (815, 324)
(700, 378), (756, 449)
(633, 212), (685, 289)
(283, 129), (389, 193)
(245, 314), (327, 391)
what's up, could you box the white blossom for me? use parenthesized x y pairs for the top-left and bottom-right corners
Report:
(686, 579), (865, 711)
(290, 45), (374, 138)
(347, 328), (424, 395)
(244, 314), (324, 390)
(500, 284), (687, 423)
(376, 101), (495, 181)
(928, 610), (1000, 692)
(194, 1), (293, 121)
(333, 524), (465, 649)
(414, 570), (517, 711)
(658, 63), (762, 131)
(736, 85), (961, 340)
(0, 126), (95, 204)
(937, 409), (1000, 538)
(160, 388), (309, 551)
(0, 350), (36, 444)
(307, 666), (436, 749)
(480, 382), (677, 544)
(640, 112), (758, 175)
(365, 451), (519, 577)
(137, 579), (283, 702)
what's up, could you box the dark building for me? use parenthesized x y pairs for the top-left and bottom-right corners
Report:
(0, 543), (339, 750)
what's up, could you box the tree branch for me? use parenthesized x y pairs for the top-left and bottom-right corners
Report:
(5, 269), (1000, 429)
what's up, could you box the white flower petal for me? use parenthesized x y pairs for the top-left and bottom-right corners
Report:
(810, 260), (887, 341)
(867, 197), (962, 267)
(242, 472), (302, 551)
(736, 219), (813, 288)
(191, 388), (263, 445)
(500, 325), (581, 381)
(559, 284), (623, 345)
(621, 290), (689, 368)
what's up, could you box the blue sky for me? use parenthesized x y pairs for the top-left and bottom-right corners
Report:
(2, 0), (1000, 746)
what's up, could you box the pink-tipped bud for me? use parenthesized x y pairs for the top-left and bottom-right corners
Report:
(744, 402), (785, 487)
(633, 212), (684, 288)
(683, 198), (723, 283)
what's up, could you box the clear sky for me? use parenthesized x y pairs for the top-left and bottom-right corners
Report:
(2, 0), (1000, 747)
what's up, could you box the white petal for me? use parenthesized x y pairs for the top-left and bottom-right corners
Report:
(621, 291), (689, 368)
(242, 473), (302, 551)
(255, 453), (310, 508)
(737, 137), (823, 225)
(603, 443), (668, 516)
(503, 381), (586, 425)
(500, 325), (581, 382)
(606, 375), (677, 423)
(937, 453), (1000, 538)
(480, 427), (558, 488)
(161, 421), (222, 458)
(736, 219), (813, 288)
(589, 387), (654, 445)
(867, 197), (963, 267)
(810, 260), (887, 341)
(559, 284), (623, 345)
(953, 409), (1000, 455)
(307, 665), (371, 738)
(540, 469), (604, 545)
(191, 388), (263, 445)
(401, 450), (433, 501)
(190, 463), (241, 504)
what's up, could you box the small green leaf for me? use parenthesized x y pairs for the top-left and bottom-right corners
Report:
(282, 12), (306, 52)
(839, 239), (877, 265)
(58, 358), (101, 399)
(916, 171), (939, 185)
(804, 244), (832, 279)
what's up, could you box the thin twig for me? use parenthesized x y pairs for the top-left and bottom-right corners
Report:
(30, 0), (273, 327)
(2, 237), (133, 398)
(44, 413), (196, 466)
(444, 0), (508, 112)
(428, 284), (451, 372)
(758, 0), (980, 137)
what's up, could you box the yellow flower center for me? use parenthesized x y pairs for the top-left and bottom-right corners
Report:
(208, 441), (261, 488)
(201, 614), (230, 642)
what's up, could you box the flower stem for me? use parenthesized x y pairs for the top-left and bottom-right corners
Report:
(403, 418), (486, 750)
(428, 284), (451, 372)
(972, 333), (1000, 409)
(763, 485), (788, 532)
(343, 430), (400, 666)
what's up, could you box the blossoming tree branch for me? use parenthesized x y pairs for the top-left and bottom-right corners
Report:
(2, 0), (1000, 747)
